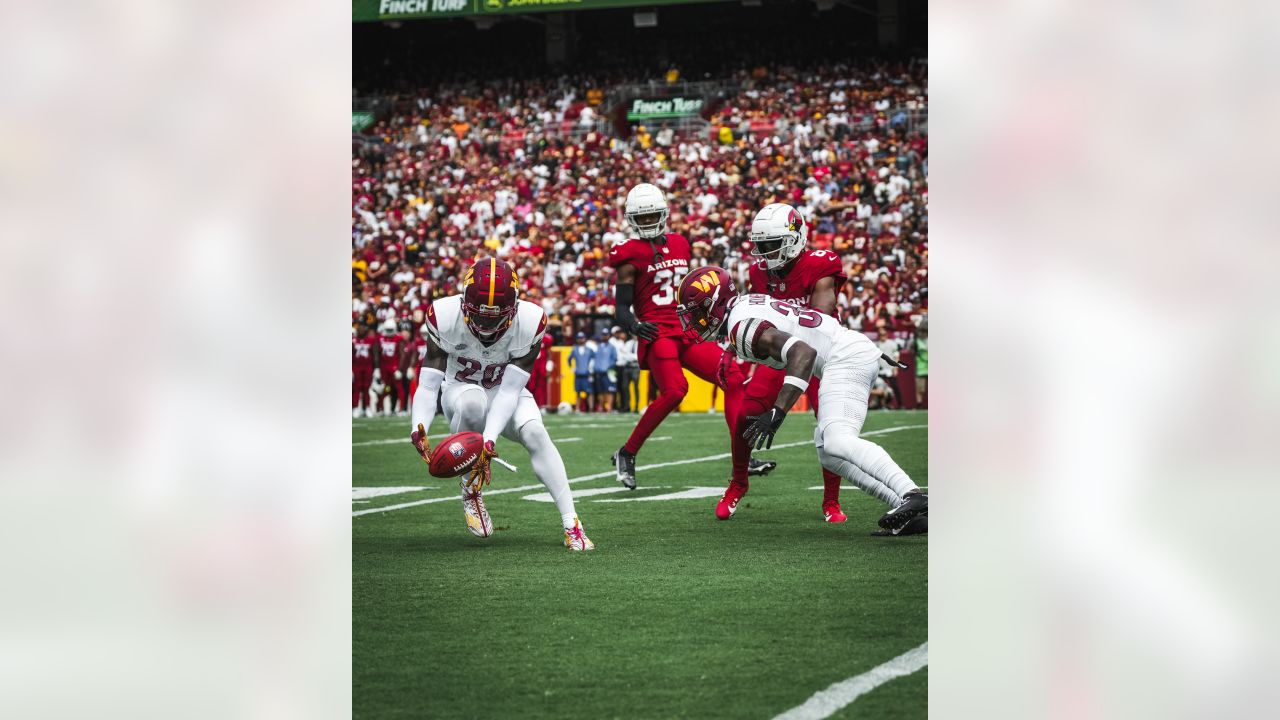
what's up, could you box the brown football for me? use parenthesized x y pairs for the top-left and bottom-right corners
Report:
(428, 431), (485, 479)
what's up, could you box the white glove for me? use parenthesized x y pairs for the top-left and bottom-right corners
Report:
(394, 370), (403, 381)
(545, 360), (554, 373)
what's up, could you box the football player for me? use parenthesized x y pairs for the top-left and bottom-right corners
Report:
(717, 204), (850, 523)
(408, 258), (594, 551)
(376, 320), (404, 417)
(676, 266), (928, 535)
(608, 183), (771, 488)
(352, 322), (379, 418)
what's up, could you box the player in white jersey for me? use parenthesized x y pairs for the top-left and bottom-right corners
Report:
(675, 266), (927, 535)
(408, 258), (593, 550)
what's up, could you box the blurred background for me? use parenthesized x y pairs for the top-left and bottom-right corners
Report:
(351, 0), (929, 417)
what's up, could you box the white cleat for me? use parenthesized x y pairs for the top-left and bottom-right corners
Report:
(461, 485), (494, 538)
(563, 518), (594, 551)
(352, 407), (363, 419)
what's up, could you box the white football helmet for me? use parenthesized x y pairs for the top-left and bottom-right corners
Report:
(380, 319), (397, 335)
(624, 183), (669, 240)
(749, 203), (808, 270)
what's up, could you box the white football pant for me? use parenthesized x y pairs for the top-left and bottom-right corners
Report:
(814, 344), (920, 507)
(442, 382), (579, 528)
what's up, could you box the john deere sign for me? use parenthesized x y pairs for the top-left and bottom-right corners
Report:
(353, 0), (731, 22)
(626, 96), (705, 121)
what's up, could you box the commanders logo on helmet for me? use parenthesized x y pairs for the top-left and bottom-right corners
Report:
(462, 258), (520, 343)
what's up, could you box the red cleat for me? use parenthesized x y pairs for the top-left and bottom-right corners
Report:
(822, 499), (847, 523)
(715, 481), (749, 520)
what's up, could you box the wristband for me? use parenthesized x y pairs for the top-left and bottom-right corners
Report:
(783, 375), (809, 393)
(780, 337), (799, 362)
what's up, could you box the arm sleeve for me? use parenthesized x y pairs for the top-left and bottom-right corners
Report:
(615, 283), (638, 328)
(410, 367), (446, 434)
(481, 365), (532, 444)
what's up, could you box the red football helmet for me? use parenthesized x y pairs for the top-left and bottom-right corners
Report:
(462, 258), (520, 343)
(676, 266), (737, 342)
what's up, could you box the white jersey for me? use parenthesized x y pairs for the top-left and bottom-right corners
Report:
(725, 294), (876, 377)
(425, 295), (547, 388)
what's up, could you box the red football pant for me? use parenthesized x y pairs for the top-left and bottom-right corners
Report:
(622, 337), (743, 455)
(353, 366), (373, 410)
(725, 365), (842, 504)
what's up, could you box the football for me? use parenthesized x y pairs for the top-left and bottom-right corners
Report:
(427, 431), (485, 479)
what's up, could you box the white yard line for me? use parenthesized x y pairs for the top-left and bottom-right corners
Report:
(352, 424), (926, 517)
(555, 437), (582, 443)
(771, 643), (928, 720)
(594, 487), (724, 503)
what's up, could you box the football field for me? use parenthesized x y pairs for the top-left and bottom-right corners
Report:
(353, 409), (928, 719)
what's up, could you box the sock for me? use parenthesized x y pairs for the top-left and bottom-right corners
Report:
(819, 430), (918, 506)
(819, 449), (902, 506)
(519, 422), (578, 525)
(821, 468), (842, 505)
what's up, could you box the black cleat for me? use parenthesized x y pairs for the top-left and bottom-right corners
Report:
(877, 490), (928, 532)
(746, 457), (778, 477)
(871, 515), (928, 536)
(612, 448), (637, 490)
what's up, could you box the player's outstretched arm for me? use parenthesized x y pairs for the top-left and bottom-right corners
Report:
(614, 263), (659, 341)
(409, 336), (447, 462)
(742, 327), (816, 450)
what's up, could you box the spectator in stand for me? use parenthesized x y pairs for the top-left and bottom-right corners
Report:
(914, 315), (928, 408)
(611, 326), (639, 413)
(875, 319), (901, 409)
(352, 60), (928, 378)
(592, 330), (617, 413)
(568, 331), (595, 413)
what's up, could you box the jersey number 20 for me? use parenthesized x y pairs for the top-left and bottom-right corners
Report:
(455, 358), (505, 388)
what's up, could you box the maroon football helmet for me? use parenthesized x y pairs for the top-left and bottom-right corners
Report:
(676, 266), (737, 342)
(462, 258), (520, 343)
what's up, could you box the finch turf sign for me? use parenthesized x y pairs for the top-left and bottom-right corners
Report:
(626, 96), (705, 121)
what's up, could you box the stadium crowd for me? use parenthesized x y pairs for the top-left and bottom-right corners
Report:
(352, 59), (928, 411)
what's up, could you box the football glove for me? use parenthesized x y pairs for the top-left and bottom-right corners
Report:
(465, 440), (497, 492)
(625, 318), (660, 342)
(410, 423), (431, 463)
(743, 407), (787, 450)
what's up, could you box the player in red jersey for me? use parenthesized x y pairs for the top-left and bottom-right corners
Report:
(375, 320), (405, 417)
(607, 183), (760, 488)
(399, 321), (427, 401)
(527, 332), (554, 408)
(716, 203), (851, 522)
(352, 322), (380, 418)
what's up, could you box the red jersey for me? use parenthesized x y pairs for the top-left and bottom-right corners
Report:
(352, 336), (377, 369)
(747, 249), (846, 315)
(377, 334), (402, 371)
(411, 337), (429, 372)
(607, 233), (692, 338)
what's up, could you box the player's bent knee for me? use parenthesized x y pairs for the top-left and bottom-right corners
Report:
(818, 426), (859, 464)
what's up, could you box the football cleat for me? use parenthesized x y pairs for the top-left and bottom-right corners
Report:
(822, 499), (847, 523)
(353, 407), (363, 419)
(877, 490), (928, 533)
(747, 457), (777, 476)
(612, 448), (637, 490)
(563, 518), (594, 551)
(871, 515), (928, 536)
(461, 485), (493, 538)
(715, 480), (749, 520)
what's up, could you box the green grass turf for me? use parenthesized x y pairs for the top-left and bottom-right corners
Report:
(353, 410), (927, 719)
